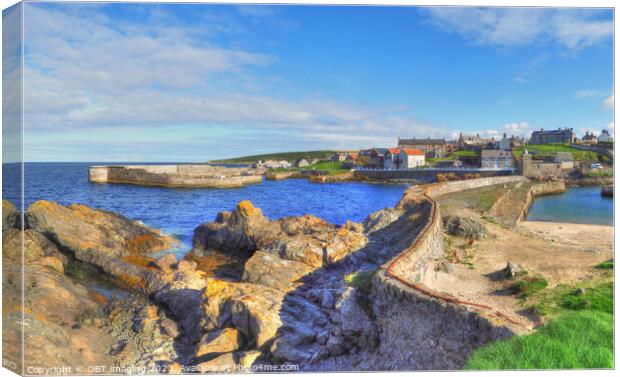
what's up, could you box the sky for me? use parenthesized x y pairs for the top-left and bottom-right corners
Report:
(2, 2), (615, 162)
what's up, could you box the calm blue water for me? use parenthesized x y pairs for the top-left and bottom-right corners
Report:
(527, 186), (613, 226)
(2, 163), (408, 253)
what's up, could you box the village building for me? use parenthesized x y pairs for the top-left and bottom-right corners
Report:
(397, 138), (447, 158)
(497, 133), (511, 151)
(399, 149), (425, 169)
(259, 160), (292, 169)
(294, 158), (310, 167)
(480, 149), (514, 170)
(521, 151), (562, 179)
(529, 128), (577, 144)
(581, 131), (598, 144)
(457, 133), (496, 151)
(367, 148), (388, 168)
(553, 152), (575, 170)
(383, 148), (402, 170)
(331, 151), (358, 162)
(598, 129), (613, 143)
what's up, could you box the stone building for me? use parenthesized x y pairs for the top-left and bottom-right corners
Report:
(529, 128), (577, 144)
(581, 131), (598, 144)
(598, 129), (613, 142)
(398, 138), (447, 158)
(457, 133), (496, 151)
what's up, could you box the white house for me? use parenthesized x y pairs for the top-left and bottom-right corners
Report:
(399, 149), (425, 169)
(598, 129), (613, 142)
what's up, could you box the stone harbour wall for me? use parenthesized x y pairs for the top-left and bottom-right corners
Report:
(89, 165), (264, 188)
(369, 176), (526, 370)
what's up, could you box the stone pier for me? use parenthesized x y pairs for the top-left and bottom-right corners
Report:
(88, 164), (265, 188)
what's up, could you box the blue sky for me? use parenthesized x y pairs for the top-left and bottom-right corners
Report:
(3, 2), (614, 162)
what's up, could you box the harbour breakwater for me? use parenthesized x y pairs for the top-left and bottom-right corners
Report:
(89, 164), (264, 188)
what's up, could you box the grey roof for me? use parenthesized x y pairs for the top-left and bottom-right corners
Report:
(531, 129), (574, 136)
(481, 149), (512, 158)
(398, 138), (446, 145)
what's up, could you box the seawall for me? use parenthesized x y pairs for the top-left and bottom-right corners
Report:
(89, 165), (264, 188)
(354, 169), (513, 183)
(370, 176), (526, 370)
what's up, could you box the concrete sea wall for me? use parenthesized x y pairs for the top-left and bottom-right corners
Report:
(370, 176), (526, 370)
(89, 165), (264, 188)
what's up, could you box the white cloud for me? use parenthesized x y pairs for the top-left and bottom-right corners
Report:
(602, 94), (614, 110)
(575, 89), (607, 99)
(502, 121), (532, 137)
(423, 7), (612, 51)
(22, 4), (451, 160)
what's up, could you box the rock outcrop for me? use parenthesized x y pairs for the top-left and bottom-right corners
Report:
(25, 200), (177, 289)
(2, 199), (18, 231)
(193, 201), (367, 269)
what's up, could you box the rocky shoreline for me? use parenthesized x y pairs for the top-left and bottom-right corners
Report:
(3, 177), (535, 374)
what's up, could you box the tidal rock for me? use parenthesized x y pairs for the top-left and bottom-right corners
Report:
(160, 318), (180, 339)
(2, 200), (18, 231)
(2, 228), (114, 371)
(192, 200), (279, 255)
(442, 215), (486, 240)
(193, 200), (367, 269)
(26, 200), (176, 258)
(196, 328), (242, 358)
(25, 201), (177, 289)
(242, 250), (313, 290)
(237, 350), (262, 369)
(155, 253), (177, 270)
(3, 228), (68, 266)
(195, 352), (236, 373)
(177, 260), (197, 272)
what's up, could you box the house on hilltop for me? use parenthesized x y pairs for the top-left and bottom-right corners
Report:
(530, 128), (576, 145)
(598, 129), (613, 143)
(398, 137), (447, 158)
(457, 133), (496, 151)
(581, 131), (598, 144)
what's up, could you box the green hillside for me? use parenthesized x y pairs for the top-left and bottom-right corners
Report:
(210, 150), (337, 164)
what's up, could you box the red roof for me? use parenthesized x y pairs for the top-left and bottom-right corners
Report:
(387, 148), (401, 154)
(402, 148), (425, 156)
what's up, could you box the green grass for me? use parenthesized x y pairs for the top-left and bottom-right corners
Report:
(465, 311), (613, 370)
(513, 144), (599, 162)
(584, 171), (613, 178)
(466, 279), (613, 370)
(426, 150), (480, 166)
(210, 150), (337, 164)
(300, 161), (349, 175)
(344, 269), (377, 294)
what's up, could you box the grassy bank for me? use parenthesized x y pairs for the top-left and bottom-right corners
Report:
(270, 161), (350, 176)
(466, 261), (613, 370)
(513, 144), (599, 162)
(210, 150), (337, 164)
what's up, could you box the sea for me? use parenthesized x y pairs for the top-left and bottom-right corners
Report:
(2, 162), (409, 256)
(526, 186), (613, 226)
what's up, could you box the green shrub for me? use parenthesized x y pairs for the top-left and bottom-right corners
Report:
(512, 274), (548, 297)
(344, 269), (377, 294)
(595, 259), (613, 270)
